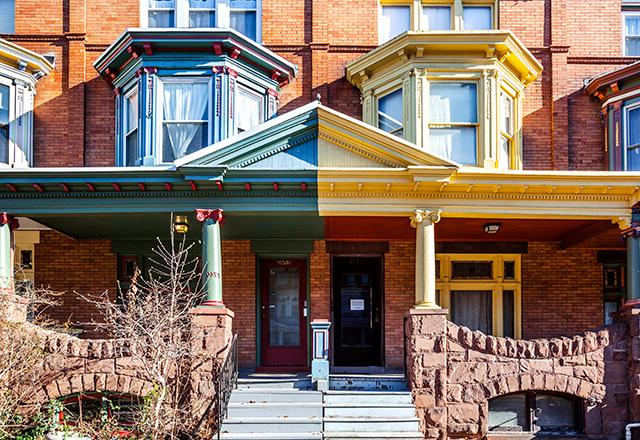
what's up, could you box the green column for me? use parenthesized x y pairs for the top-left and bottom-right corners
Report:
(628, 228), (640, 302)
(196, 209), (224, 307)
(0, 213), (15, 293)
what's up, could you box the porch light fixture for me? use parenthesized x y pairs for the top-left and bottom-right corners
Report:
(483, 223), (501, 234)
(173, 215), (189, 234)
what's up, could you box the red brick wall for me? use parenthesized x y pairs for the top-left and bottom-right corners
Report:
(310, 240), (331, 322)
(34, 230), (117, 338)
(221, 240), (256, 369)
(522, 242), (603, 339)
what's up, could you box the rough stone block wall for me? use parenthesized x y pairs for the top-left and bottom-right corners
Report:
(34, 230), (117, 338)
(405, 310), (630, 440)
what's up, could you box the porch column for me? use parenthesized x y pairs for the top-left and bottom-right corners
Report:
(410, 209), (441, 309)
(0, 213), (17, 293)
(195, 209), (224, 307)
(624, 222), (640, 303)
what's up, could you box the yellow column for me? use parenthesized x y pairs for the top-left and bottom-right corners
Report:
(410, 209), (441, 309)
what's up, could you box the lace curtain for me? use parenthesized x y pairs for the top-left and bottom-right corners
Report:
(162, 81), (208, 160)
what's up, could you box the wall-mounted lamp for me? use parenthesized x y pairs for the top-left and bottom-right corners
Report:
(173, 215), (189, 234)
(483, 222), (502, 234)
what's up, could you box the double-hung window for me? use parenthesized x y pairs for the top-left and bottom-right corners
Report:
(499, 91), (514, 169)
(0, 83), (8, 165)
(123, 88), (139, 166)
(144, 0), (260, 41)
(428, 82), (478, 164)
(379, 5), (411, 43)
(624, 103), (640, 170)
(160, 78), (210, 163)
(462, 5), (492, 30)
(422, 6), (451, 30)
(377, 88), (404, 138)
(235, 85), (264, 133)
(625, 12), (640, 56)
(0, 0), (15, 34)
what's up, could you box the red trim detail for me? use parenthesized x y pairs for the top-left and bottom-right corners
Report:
(216, 180), (223, 191)
(195, 208), (224, 224)
(143, 42), (153, 55)
(0, 213), (19, 229)
(105, 68), (116, 80)
(267, 88), (279, 97)
(279, 79), (290, 87)
(112, 183), (122, 192)
(212, 66), (222, 74)
(114, 87), (121, 96)
(230, 48), (241, 59)
(127, 46), (139, 59)
(212, 43), (223, 55)
(61, 183), (70, 193)
(273, 182), (279, 191)
(188, 181), (199, 191)
(271, 70), (281, 81)
(86, 183), (96, 192)
(226, 67), (238, 78)
(143, 66), (157, 75)
(301, 182), (307, 192)
(164, 182), (173, 191)
(137, 182), (147, 192)
(6, 184), (17, 193)
(32, 183), (44, 193)
(200, 299), (225, 307)
(245, 183), (251, 191)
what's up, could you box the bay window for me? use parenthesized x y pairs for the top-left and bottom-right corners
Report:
(377, 88), (404, 138)
(142, 0), (261, 41)
(428, 82), (477, 164)
(0, 84), (8, 165)
(161, 78), (210, 163)
(235, 85), (264, 133)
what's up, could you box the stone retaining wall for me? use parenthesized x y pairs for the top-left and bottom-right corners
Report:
(405, 309), (635, 440)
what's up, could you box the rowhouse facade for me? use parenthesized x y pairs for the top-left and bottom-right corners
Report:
(1, 0), (640, 438)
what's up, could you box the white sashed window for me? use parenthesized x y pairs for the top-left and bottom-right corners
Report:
(0, 83), (9, 164)
(142, 0), (261, 41)
(235, 85), (264, 133)
(624, 103), (640, 170)
(624, 12), (640, 56)
(160, 78), (210, 162)
(499, 91), (514, 169)
(379, 5), (411, 43)
(377, 88), (404, 138)
(428, 82), (478, 164)
(422, 6), (451, 30)
(0, 0), (15, 33)
(123, 87), (139, 166)
(462, 5), (492, 30)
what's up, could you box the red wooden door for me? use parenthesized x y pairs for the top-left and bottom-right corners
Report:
(260, 259), (308, 368)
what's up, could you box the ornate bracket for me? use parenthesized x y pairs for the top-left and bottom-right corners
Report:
(622, 223), (640, 239)
(410, 209), (441, 228)
(195, 209), (224, 225)
(613, 215), (633, 231)
(0, 213), (19, 230)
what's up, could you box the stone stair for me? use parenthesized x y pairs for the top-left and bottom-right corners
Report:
(218, 373), (422, 440)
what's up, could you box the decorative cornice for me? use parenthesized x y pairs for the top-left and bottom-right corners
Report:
(318, 132), (404, 168)
(232, 132), (318, 168)
(613, 216), (633, 230)
(195, 208), (223, 224)
(410, 209), (441, 227)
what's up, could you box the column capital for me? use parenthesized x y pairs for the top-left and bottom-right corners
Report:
(410, 209), (441, 228)
(0, 213), (19, 230)
(195, 209), (224, 224)
(613, 215), (633, 231)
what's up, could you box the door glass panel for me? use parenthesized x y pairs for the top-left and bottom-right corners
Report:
(503, 290), (515, 338)
(451, 290), (492, 334)
(268, 267), (300, 346)
(340, 272), (372, 348)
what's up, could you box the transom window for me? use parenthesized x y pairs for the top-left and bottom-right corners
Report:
(436, 254), (521, 337)
(624, 103), (640, 170)
(160, 78), (210, 163)
(143, 0), (260, 41)
(379, 0), (496, 43)
(489, 392), (582, 434)
(428, 82), (478, 164)
(377, 88), (404, 138)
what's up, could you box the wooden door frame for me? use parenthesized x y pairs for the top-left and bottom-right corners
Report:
(330, 254), (385, 369)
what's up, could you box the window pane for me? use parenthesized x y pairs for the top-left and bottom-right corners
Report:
(231, 11), (257, 41)
(429, 127), (477, 164)
(501, 92), (514, 135)
(126, 90), (138, 132)
(378, 89), (403, 137)
(629, 146), (640, 170)
(229, 0), (256, 7)
(499, 135), (510, 169)
(0, 0), (15, 34)
(380, 6), (410, 43)
(189, 0), (215, 7)
(535, 394), (577, 432)
(236, 86), (263, 132)
(451, 290), (492, 334)
(504, 261), (516, 279)
(269, 267), (300, 347)
(604, 300), (619, 325)
(149, 10), (174, 27)
(451, 261), (492, 279)
(0, 84), (8, 165)
(430, 82), (477, 123)
(628, 107), (640, 146)
(190, 11), (215, 27)
(627, 37), (640, 56)
(0, 84), (8, 125)
(489, 394), (527, 432)
(422, 6), (450, 31)
(462, 6), (492, 30)
(162, 81), (209, 161)
(503, 290), (515, 338)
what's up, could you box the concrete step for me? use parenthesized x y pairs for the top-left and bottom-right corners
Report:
(323, 417), (421, 433)
(230, 389), (323, 404)
(323, 433), (423, 439)
(219, 433), (322, 440)
(237, 377), (313, 390)
(228, 402), (323, 418)
(221, 417), (322, 434)
(329, 375), (408, 392)
(323, 391), (414, 405)
(324, 403), (417, 418)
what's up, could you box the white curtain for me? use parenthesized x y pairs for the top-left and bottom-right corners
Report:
(162, 82), (208, 160)
(422, 6), (450, 31)
(236, 88), (261, 131)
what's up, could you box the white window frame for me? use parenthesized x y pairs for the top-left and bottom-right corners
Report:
(623, 101), (640, 170)
(188, 0), (215, 27)
(460, 4), (493, 30)
(0, 77), (12, 167)
(498, 89), (515, 170)
(157, 76), (212, 165)
(623, 11), (640, 56)
(140, 0), (262, 42)
(234, 83), (265, 134)
(122, 86), (139, 167)
(376, 86), (404, 138)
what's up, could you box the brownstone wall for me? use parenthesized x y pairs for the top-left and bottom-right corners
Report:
(522, 242), (603, 339)
(34, 230), (117, 338)
(405, 310), (630, 440)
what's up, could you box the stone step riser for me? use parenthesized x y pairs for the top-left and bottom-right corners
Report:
(324, 394), (414, 405)
(323, 435), (423, 440)
(324, 406), (416, 418)
(323, 420), (421, 433)
(222, 421), (322, 434)
(237, 381), (313, 390)
(231, 391), (323, 404)
(228, 403), (323, 418)
(220, 436), (322, 440)
(329, 379), (408, 392)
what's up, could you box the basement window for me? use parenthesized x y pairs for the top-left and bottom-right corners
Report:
(489, 392), (582, 434)
(57, 392), (141, 430)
